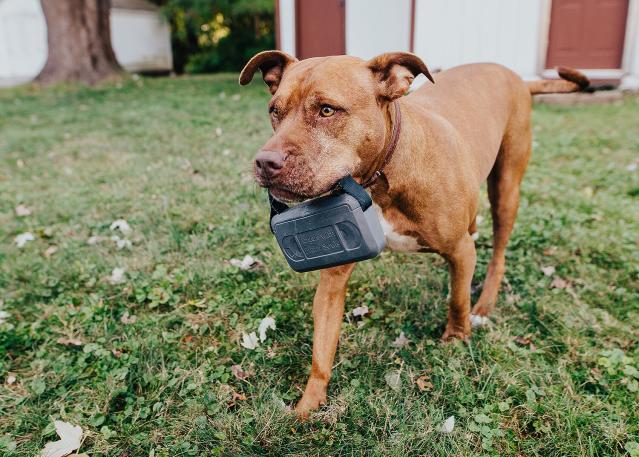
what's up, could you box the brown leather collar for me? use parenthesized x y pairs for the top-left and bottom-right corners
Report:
(361, 99), (402, 188)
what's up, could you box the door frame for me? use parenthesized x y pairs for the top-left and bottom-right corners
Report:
(294, 0), (346, 59)
(536, 0), (639, 79)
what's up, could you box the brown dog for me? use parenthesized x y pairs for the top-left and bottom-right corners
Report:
(239, 51), (588, 416)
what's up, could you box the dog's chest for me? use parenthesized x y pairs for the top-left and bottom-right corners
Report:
(372, 204), (421, 252)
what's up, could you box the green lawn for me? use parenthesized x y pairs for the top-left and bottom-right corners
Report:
(0, 75), (638, 456)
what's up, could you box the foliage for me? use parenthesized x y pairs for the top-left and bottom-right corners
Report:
(0, 76), (638, 455)
(151, 0), (275, 73)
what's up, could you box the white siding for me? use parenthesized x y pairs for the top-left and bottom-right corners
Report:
(110, 9), (172, 72)
(413, 0), (543, 78)
(278, 0), (296, 56)
(621, 0), (639, 89)
(345, 0), (411, 60)
(0, 0), (47, 80)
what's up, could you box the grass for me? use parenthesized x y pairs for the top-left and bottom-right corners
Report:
(0, 74), (638, 456)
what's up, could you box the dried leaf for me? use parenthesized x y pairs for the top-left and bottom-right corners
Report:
(540, 265), (555, 277)
(550, 277), (568, 289)
(438, 416), (455, 434)
(241, 332), (259, 350)
(391, 331), (410, 348)
(44, 245), (59, 258)
(258, 316), (276, 342)
(0, 310), (10, 325)
(229, 255), (263, 271)
(109, 219), (132, 234)
(15, 204), (32, 217)
(384, 370), (401, 391)
(14, 232), (35, 248)
(231, 364), (251, 381)
(352, 305), (369, 318)
(470, 314), (491, 328)
(57, 337), (83, 347)
(6, 374), (17, 385)
(109, 267), (126, 285)
(415, 375), (433, 392)
(120, 312), (137, 325)
(86, 235), (104, 245)
(40, 420), (83, 457)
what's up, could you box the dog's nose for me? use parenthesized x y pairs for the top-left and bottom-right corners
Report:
(255, 150), (285, 179)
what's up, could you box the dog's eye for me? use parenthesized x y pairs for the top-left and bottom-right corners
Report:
(269, 106), (279, 116)
(319, 105), (335, 117)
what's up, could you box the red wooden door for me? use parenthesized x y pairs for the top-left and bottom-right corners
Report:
(546, 0), (629, 69)
(295, 0), (345, 59)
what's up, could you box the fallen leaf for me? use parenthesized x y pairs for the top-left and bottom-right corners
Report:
(540, 265), (555, 277)
(626, 163), (638, 172)
(231, 364), (251, 381)
(241, 332), (259, 350)
(40, 420), (83, 457)
(352, 305), (369, 318)
(227, 390), (247, 407)
(120, 311), (137, 325)
(258, 316), (276, 342)
(415, 375), (433, 391)
(14, 232), (35, 248)
(229, 255), (263, 271)
(111, 235), (132, 250)
(470, 314), (491, 328)
(57, 337), (83, 347)
(514, 335), (537, 352)
(0, 310), (10, 325)
(15, 204), (32, 217)
(109, 219), (132, 234)
(391, 331), (410, 348)
(6, 374), (16, 385)
(86, 235), (104, 245)
(215, 127), (223, 137)
(384, 370), (401, 391)
(44, 245), (59, 258)
(550, 277), (568, 289)
(108, 267), (126, 285)
(438, 415), (455, 434)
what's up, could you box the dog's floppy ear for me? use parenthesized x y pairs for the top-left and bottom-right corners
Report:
(367, 52), (434, 101)
(239, 50), (298, 94)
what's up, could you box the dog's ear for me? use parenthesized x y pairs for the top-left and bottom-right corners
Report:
(239, 50), (298, 94)
(367, 52), (434, 101)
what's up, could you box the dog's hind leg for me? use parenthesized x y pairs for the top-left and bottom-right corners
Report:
(295, 263), (355, 418)
(472, 113), (532, 320)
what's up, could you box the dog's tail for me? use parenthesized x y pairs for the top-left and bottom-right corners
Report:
(527, 67), (590, 95)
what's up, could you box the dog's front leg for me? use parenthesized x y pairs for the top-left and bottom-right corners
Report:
(295, 263), (355, 418)
(442, 234), (476, 340)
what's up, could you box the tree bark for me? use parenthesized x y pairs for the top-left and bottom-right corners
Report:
(36, 0), (123, 85)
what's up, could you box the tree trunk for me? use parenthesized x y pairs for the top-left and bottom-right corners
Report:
(37, 0), (123, 85)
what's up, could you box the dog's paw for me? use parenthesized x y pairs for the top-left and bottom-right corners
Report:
(294, 382), (327, 419)
(442, 321), (471, 341)
(470, 314), (491, 328)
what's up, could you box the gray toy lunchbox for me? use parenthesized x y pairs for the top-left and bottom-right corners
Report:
(269, 176), (386, 272)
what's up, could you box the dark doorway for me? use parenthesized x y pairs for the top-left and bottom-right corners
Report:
(295, 0), (345, 59)
(546, 0), (629, 69)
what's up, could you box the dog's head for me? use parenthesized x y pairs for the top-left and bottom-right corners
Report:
(239, 51), (433, 202)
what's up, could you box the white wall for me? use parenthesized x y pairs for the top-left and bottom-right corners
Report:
(0, 0), (47, 80)
(110, 9), (172, 72)
(345, 0), (411, 59)
(278, 0), (296, 56)
(0, 0), (172, 85)
(621, 0), (639, 89)
(413, 0), (543, 78)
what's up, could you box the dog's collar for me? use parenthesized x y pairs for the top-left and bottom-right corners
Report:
(361, 99), (402, 188)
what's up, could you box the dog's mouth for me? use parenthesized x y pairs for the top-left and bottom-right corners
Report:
(260, 179), (343, 204)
